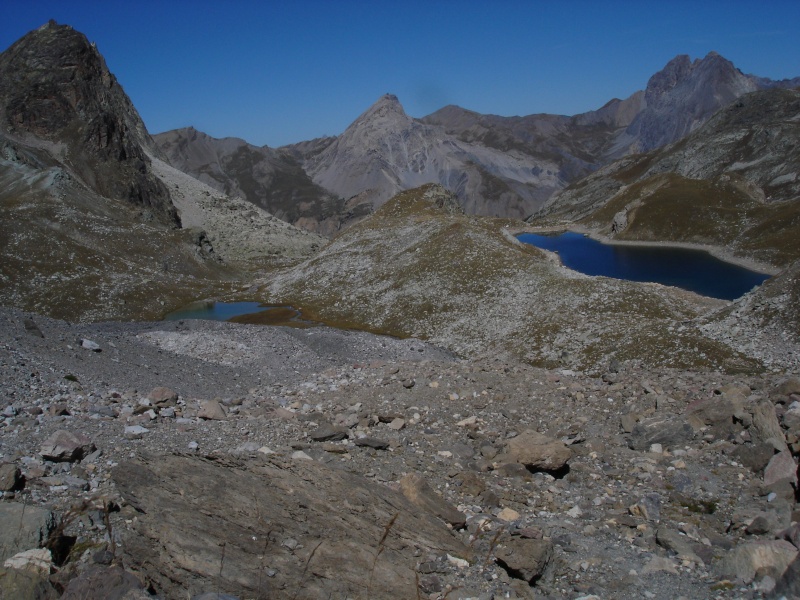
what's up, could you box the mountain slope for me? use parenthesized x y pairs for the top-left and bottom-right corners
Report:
(536, 87), (800, 269)
(262, 184), (772, 374)
(294, 94), (563, 219)
(0, 21), (177, 224)
(154, 127), (359, 236)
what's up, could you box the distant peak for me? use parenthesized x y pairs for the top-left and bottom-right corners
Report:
(370, 93), (405, 113)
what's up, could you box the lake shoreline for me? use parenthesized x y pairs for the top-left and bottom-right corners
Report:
(511, 224), (780, 276)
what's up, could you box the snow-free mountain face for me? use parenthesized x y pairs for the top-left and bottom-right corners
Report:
(294, 93), (565, 220)
(161, 53), (799, 230)
(0, 20), (178, 225)
(615, 51), (800, 155)
(153, 127), (355, 236)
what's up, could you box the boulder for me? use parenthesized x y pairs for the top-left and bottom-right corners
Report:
(0, 567), (58, 599)
(309, 424), (348, 442)
(148, 387), (178, 407)
(112, 455), (469, 599)
(685, 393), (740, 429)
(763, 451), (798, 488)
(717, 539), (797, 583)
(751, 401), (788, 452)
(197, 400), (226, 421)
(774, 376), (800, 399)
(503, 430), (571, 471)
(0, 463), (23, 492)
(354, 437), (390, 450)
(39, 430), (95, 463)
(3, 549), (52, 575)
(399, 472), (466, 528)
(772, 554), (800, 599)
(0, 504), (56, 559)
(494, 538), (553, 584)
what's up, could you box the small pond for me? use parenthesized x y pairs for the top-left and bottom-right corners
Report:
(517, 232), (770, 301)
(163, 301), (316, 327)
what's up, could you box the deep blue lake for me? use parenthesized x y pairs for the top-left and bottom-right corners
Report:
(517, 232), (770, 300)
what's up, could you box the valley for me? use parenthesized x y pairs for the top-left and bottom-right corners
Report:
(0, 19), (799, 600)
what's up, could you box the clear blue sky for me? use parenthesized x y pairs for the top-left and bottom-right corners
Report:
(2, 1), (799, 147)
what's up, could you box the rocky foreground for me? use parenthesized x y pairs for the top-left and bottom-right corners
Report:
(1, 307), (799, 599)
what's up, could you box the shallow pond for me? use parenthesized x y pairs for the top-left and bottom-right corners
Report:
(517, 232), (770, 300)
(163, 301), (316, 327)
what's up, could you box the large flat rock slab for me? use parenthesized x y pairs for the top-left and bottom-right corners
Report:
(113, 454), (469, 599)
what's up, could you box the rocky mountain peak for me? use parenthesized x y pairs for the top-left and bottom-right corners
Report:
(0, 21), (177, 224)
(352, 93), (409, 128)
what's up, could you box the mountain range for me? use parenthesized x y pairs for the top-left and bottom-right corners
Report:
(158, 52), (800, 232)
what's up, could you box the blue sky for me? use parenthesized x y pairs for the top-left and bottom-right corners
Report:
(2, 1), (799, 147)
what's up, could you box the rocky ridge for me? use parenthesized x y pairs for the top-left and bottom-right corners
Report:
(154, 127), (356, 236)
(1, 307), (799, 599)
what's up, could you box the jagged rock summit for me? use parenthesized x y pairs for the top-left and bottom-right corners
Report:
(617, 51), (791, 154)
(0, 20), (176, 224)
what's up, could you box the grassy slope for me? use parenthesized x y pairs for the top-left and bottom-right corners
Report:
(0, 161), (237, 322)
(264, 184), (759, 374)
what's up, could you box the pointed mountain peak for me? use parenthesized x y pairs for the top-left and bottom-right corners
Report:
(359, 93), (408, 121)
(0, 21), (177, 224)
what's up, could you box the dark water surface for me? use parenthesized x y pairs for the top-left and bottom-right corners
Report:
(164, 302), (316, 327)
(517, 232), (770, 300)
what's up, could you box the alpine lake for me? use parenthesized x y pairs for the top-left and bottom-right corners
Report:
(517, 232), (770, 301)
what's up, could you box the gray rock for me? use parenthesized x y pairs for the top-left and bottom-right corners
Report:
(774, 376), (800, 399)
(309, 424), (348, 442)
(716, 539), (797, 583)
(503, 430), (572, 472)
(628, 416), (694, 451)
(354, 436), (390, 450)
(685, 393), (740, 428)
(763, 451), (798, 488)
(751, 401), (788, 452)
(771, 554), (800, 599)
(23, 318), (44, 338)
(123, 425), (149, 440)
(494, 538), (554, 584)
(630, 493), (662, 522)
(656, 527), (703, 564)
(148, 386), (178, 407)
(39, 430), (95, 462)
(197, 399), (226, 420)
(80, 338), (101, 352)
(733, 442), (775, 473)
(399, 472), (466, 528)
(112, 455), (469, 599)
(0, 463), (23, 492)
(777, 523), (800, 550)
(60, 566), (146, 600)
(0, 567), (58, 599)
(0, 503), (56, 559)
